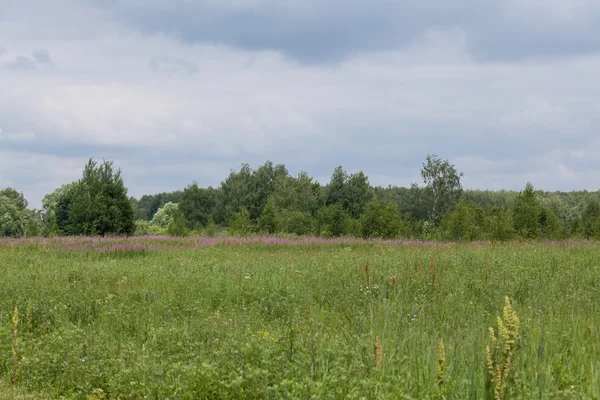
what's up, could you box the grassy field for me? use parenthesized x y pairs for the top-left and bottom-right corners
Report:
(1, 237), (599, 399)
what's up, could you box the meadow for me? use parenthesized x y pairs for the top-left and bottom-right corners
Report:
(1, 236), (599, 399)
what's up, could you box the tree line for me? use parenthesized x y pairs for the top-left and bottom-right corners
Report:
(2, 155), (600, 241)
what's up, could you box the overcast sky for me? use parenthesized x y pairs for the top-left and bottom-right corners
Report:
(1, 1), (600, 207)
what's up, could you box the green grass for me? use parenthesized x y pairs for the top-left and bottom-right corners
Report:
(1, 240), (600, 399)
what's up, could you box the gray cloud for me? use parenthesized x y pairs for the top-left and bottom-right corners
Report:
(149, 56), (198, 76)
(85, 0), (600, 63)
(32, 49), (52, 64)
(1, 0), (600, 207)
(3, 55), (37, 69)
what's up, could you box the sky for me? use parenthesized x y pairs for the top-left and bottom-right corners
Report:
(1, 1), (600, 208)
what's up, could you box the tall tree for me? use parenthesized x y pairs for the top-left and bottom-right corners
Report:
(345, 172), (373, 219)
(582, 197), (600, 238)
(512, 182), (542, 239)
(420, 154), (463, 224)
(0, 195), (30, 237)
(66, 159), (135, 235)
(134, 191), (184, 221)
(258, 197), (281, 234)
(0, 188), (28, 211)
(220, 161), (288, 222)
(179, 183), (217, 227)
(442, 199), (482, 241)
(272, 171), (324, 216)
(325, 167), (373, 218)
(150, 202), (181, 229)
(326, 166), (347, 207)
(361, 199), (408, 239)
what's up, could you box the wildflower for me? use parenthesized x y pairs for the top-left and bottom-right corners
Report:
(486, 296), (519, 400)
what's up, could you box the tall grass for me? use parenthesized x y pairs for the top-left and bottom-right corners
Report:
(1, 239), (599, 398)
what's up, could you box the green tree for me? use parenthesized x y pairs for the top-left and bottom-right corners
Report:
(361, 199), (408, 239)
(134, 191), (184, 221)
(63, 159), (135, 236)
(541, 207), (566, 240)
(481, 207), (515, 242)
(0, 195), (30, 237)
(582, 197), (600, 238)
(345, 172), (373, 219)
(315, 204), (350, 237)
(150, 202), (181, 229)
(420, 154), (463, 224)
(325, 167), (373, 218)
(326, 166), (347, 207)
(180, 183), (217, 228)
(230, 208), (254, 236)
(41, 183), (75, 236)
(205, 218), (217, 237)
(0, 188), (28, 210)
(220, 161), (289, 222)
(272, 172), (324, 216)
(570, 216), (585, 238)
(512, 183), (542, 239)
(442, 200), (482, 241)
(280, 210), (314, 236)
(167, 215), (190, 237)
(258, 197), (280, 234)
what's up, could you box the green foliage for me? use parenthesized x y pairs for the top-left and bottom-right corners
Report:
(569, 216), (585, 238)
(230, 207), (254, 236)
(512, 183), (542, 239)
(582, 197), (600, 238)
(167, 215), (190, 237)
(24, 216), (41, 237)
(0, 188), (28, 210)
(279, 210), (314, 236)
(481, 208), (516, 242)
(41, 183), (76, 236)
(150, 202), (181, 229)
(325, 167), (373, 218)
(193, 221), (204, 235)
(134, 191), (184, 221)
(26, 158), (600, 242)
(315, 204), (351, 237)
(133, 220), (153, 236)
(541, 207), (567, 240)
(271, 172), (324, 216)
(361, 198), (408, 239)
(51, 159), (135, 236)
(420, 154), (463, 224)
(180, 183), (217, 228)
(343, 217), (362, 237)
(220, 162), (288, 222)
(257, 197), (280, 234)
(442, 200), (482, 241)
(325, 166), (347, 206)
(0, 195), (30, 237)
(205, 218), (217, 237)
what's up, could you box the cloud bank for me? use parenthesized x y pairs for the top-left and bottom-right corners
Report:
(1, 1), (600, 207)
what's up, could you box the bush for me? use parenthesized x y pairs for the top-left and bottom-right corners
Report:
(167, 216), (190, 237)
(134, 220), (150, 236)
(280, 210), (314, 236)
(258, 197), (280, 234)
(230, 208), (254, 236)
(360, 199), (407, 239)
(205, 218), (217, 237)
(442, 200), (481, 241)
(315, 204), (350, 237)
